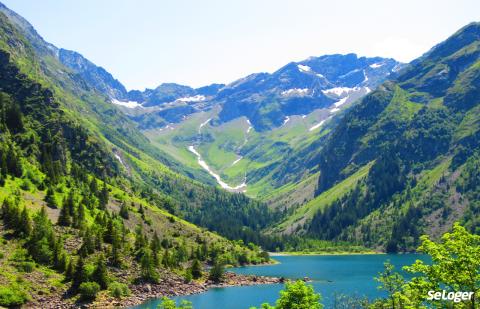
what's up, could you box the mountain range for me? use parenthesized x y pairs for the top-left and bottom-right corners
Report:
(0, 0), (479, 307)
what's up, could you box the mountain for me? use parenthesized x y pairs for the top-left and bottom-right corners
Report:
(30, 24), (402, 197)
(120, 54), (402, 203)
(271, 22), (480, 252)
(115, 54), (402, 132)
(216, 54), (401, 131)
(58, 48), (128, 100)
(0, 3), (278, 306)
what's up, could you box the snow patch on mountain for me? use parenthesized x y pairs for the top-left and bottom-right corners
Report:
(281, 88), (309, 96)
(188, 145), (246, 192)
(309, 119), (326, 132)
(231, 156), (243, 166)
(322, 87), (360, 97)
(177, 95), (206, 102)
(111, 99), (142, 108)
(297, 64), (312, 73)
(198, 118), (211, 133)
(363, 70), (369, 82)
(369, 62), (384, 69)
(334, 96), (349, 107)
(339, 69), (360, 79)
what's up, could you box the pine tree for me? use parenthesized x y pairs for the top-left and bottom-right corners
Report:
(76, 203), (85, 227)
(72, 256), (87, 290)
(134, 224), (146, 253)
(19, 206), (32, 237)
(110, 231), (122, 267)
(92, 254), (109, 289)
(209, 261), (224, 283)
(150, 232), (161, 266)
(80, 228), (95, 256)
(65, 258), (74, 281)
(44, 186), (57, 209)
(190, 259), (202, 279)
(140, 248), (159, 283)
(28, 207), (55, 265)
(98, 182), (109, 209)
(119, 202), (129, 219)
(104, 219), (114, 243)
(58, 203), (71, 226)
(0, 170), (5, 187)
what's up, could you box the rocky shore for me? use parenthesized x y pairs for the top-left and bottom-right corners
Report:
(26, 271), (283, 308)
(108, 272), (283, 308)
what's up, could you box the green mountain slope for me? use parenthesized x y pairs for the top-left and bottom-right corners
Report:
(0, 4), (278, 247)
(0, 7), (274, 307)
(275, 22), (480, 252)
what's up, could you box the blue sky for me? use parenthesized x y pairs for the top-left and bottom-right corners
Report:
(3, 0), (479, 90)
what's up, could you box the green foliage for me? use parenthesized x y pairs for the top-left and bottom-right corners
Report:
(119, 202), (129, 219)
(72, 256), (87, 290)
(1, 196), (32, 237)
(374, 261), (405, 308)
(92, 254), (109, 289)
(372, 223), (480, 308)
(208, 261), (224, 283)
(139, 248), (160, 283)
(190, 259), (202, 279)
(0, 284), (29, 306)
(157, 297), (193, 309)
(252, 280), (323, 309)
(27, 207), (57, 265)
(108, 282), (130, 299)
(78, 281), (100, 301)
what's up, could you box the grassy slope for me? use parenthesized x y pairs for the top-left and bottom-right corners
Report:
(144, 103), (336, 197)
(269, 162), (373, 234)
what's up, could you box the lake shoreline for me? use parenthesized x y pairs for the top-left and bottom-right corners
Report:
(108, 271), (283, 308)
(269, 251), (384, 256)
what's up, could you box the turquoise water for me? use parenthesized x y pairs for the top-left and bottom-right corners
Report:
(131, 254), (425, 309)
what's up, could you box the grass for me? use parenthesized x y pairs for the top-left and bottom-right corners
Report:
(270, 162), (374, 234)
(454, 104), (480, 142)
(143, 104), (335, 196)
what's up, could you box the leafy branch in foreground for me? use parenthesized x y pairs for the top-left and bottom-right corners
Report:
(372, 223), (480, 308)
(251, 280), (323, 309)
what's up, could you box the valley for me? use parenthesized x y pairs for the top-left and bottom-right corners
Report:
(0, 1), (479, 308)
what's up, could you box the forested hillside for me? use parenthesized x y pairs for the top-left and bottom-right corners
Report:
(0, 7), (274, 307)
(273, 22), (480, 252)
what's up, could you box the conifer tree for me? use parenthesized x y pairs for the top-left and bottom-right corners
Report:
(58, 203), (71, 226)
(151, 232), (161, 266)
(28, 207), (55, 265)
(92, 254), (109, 289)
(140, 248), (159, 283)
(65, 258), (74, 281)
(110, 231), (122, 267)
(44, 186), (57, 209)
(72, 256), (87, 290)
(19, 206), (32, 237)
(190, 259), (202, 279)
(119, 202), (129, 219)
(209, 261), (225, 283)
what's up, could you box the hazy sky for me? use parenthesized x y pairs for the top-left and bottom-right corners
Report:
(3, 0), (479, 90)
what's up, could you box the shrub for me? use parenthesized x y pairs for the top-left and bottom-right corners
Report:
(208, 262), (224, 283)
(16, 261), (35, 273)
(184, 270), (193, 283)
(78, 282), (100, 300)
(0, 285), (29, 306)
(109, 282), (130, 299)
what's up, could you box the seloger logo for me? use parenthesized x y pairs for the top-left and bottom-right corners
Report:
(427, 290), (474, 303)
